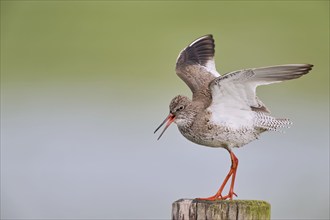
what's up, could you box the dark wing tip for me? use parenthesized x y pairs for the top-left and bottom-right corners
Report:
(297, 63), (313, 71)
(250, 63), (314, 82)
(305, 63), (314, 72)
(177, 34), (215, 67)
(291, 63), (314, 76)
(289, 64), (314, 77)
(188, 34), (214, 46)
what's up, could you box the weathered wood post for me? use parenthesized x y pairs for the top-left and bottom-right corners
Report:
(172, 199), (271, 220)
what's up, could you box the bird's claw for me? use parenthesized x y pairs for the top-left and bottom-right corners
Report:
(196, 192), (237, 201)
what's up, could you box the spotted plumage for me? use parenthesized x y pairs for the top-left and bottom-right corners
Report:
(154, 34), (313, 200)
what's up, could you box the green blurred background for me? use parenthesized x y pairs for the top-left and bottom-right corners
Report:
(1, 1), (329, 219)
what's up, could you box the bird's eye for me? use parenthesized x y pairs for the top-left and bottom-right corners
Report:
(178, 106), (184, 111)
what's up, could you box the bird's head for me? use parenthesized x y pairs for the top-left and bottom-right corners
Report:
(154, 95), (193, 140)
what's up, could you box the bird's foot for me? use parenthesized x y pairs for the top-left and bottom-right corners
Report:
(196, 195), (219, 201)
(219, 191), (238, 200)
(196, 192), (237, 201)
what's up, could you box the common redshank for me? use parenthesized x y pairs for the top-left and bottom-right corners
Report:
(154, 34), (313, 200)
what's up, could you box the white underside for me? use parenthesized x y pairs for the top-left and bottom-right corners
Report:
(207, 106), (255, 130)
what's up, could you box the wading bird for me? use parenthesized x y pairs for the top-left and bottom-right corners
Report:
(154, 35), (313, 200)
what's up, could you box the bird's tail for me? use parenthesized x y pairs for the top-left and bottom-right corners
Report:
(254, 113), (292, 132)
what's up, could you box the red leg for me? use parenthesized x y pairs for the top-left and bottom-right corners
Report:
(197, 150), (238, 201)
(221, 151), (238, 200)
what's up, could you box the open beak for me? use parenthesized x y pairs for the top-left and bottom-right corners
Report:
(154, 114), (175, 140)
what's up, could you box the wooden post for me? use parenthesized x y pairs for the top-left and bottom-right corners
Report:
(172, 199), (271, 220)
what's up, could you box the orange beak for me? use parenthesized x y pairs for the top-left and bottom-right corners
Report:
(154, 114), (175, 140)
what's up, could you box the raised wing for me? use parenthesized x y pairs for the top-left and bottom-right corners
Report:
(208, 64), (313, 127)
(176, 35), (220, 101)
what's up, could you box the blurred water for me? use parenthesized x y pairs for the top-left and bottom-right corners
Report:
(1, 82), (329, 219)
(1, 1), (329, 219)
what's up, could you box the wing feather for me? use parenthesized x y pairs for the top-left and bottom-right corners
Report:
(176, 35), (220, 101)
(207, 64), (313, 127)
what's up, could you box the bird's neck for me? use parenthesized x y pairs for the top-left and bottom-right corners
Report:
(176, 108), (199, 130)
